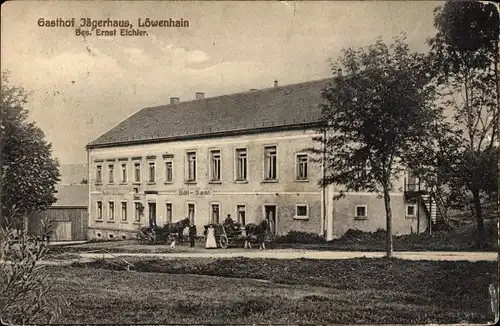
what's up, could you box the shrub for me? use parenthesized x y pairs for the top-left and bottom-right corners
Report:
(0, 217), (61, 324)
(274, 231), (327, 244)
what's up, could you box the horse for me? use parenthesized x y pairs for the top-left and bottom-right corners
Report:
(163, 217), (191, 244)
(244, 219), (270, 250)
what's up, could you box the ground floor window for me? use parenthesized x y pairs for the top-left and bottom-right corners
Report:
(96, 201), (103, 220)
(295, 204), (308, 219)
(121, 202), (127, 221)
(211, 203), (220, 224)
(134, 202), (142, 222)
(166, 203), (173, 223)
(188, 203), (195, 223)
(236, 205), (246, 225)
(108, 202), (115, 221)
(355, 205), (367, 219)
(406, 204), (416, 217)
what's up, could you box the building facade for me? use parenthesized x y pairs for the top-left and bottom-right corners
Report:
(86, 78), (431, 241)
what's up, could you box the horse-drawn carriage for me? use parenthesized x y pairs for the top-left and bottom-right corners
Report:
(204, 219), (274, 249)
(136, 218), (190, 245)
(203, 223), (244, 249)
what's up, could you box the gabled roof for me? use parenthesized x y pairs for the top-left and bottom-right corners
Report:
(87, 78), (333, 149)
(53, 185), (88, 207)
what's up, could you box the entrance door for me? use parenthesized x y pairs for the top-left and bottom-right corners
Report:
(264, 205), (277, 234)
(148, 202), (157, 227)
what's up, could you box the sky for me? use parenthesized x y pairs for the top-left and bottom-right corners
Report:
(1, 0), (444, 165)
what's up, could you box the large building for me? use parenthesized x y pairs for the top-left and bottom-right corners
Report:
(86, 78), (437, 241)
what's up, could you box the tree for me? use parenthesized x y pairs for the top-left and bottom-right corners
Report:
(312, 35), (444, 257)
(427, 1), (499, 248)
(0, 71), (60, 229)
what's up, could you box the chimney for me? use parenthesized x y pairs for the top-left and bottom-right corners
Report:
(274, 80), (278, 88)
(195, 92), (205, 100)
(170, 97), (180, 105)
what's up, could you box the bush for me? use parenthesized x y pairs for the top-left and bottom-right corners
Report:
(274, 231), (327, 244)
(0, 217), (61, 324)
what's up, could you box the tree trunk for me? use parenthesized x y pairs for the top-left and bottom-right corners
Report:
(472, 189), (485, 248)
(383, 187), (393, 258)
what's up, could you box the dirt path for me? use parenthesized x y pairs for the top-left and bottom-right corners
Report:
(45, 250), (498, 263)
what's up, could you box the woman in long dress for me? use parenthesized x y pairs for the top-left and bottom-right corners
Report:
(205, 225), (217, 249)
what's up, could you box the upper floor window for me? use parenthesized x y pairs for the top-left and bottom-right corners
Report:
(235, 148), (247, 181)
(296, 154), (308, 180)
(96, 165), (102, 184)
(121, 163), (127, 183)
(148, 162), (156, 183)
(264, 146), (277, 180)
(134, 162), (141, 182)
(210, 150), (221, 182)
(108, 164), (115, 184)
(358, 159), (371, 181)
(186, 152), (196, 182)
(165, 158), (174, 183)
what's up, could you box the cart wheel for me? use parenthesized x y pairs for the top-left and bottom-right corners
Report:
(220, 235), (229, 249)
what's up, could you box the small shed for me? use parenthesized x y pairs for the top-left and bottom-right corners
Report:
(28, 185), (88, 241)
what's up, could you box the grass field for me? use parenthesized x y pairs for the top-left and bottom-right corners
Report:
(40, 257), (498, 324)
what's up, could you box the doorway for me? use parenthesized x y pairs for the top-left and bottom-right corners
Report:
(148, 202), (157, 227)
(264, 205), (277, 234)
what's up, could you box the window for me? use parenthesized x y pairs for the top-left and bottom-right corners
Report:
(186, 152), (196, 182)
(355, 205), (367, 219)
(96, 165), (102, 184)
(357, 159), (370, 181)
(237, 205), (246, 225)
(296, 154), (308, 180)
(264, 146), (277, 180)
(166, 203), (173, 223)
(148, 162), (156, 183)
(96, 201), (103, 220)
(295, 204), (309, 219)
(121, 202), (127, 221)
(121, 163), (127, 183)
(210, 150), (221, 181)
(134, 202), (141, 222)
(134, 163), (141, 182)
(108, 164), (114, 184)
(211, 204), (220, 224)
(165, 160), (173, 183)
(108, 202), (115, 221)
(406, 204), (416, 217)
(188, 203), (195, 222)
(235, 149), (247, 181)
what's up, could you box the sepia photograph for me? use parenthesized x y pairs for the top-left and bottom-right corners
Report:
(1, 0), (499, 324)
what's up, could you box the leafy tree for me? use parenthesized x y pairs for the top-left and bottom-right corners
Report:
(312, 35), (444, 257)
(0, 71), (60, 229)
(427, 1), (499, 248)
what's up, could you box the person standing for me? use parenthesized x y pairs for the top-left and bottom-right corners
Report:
(205, 225), (217, 249)
(189, 222), (197, 248)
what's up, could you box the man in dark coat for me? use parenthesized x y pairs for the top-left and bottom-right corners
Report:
(189, 222), (197, 247)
